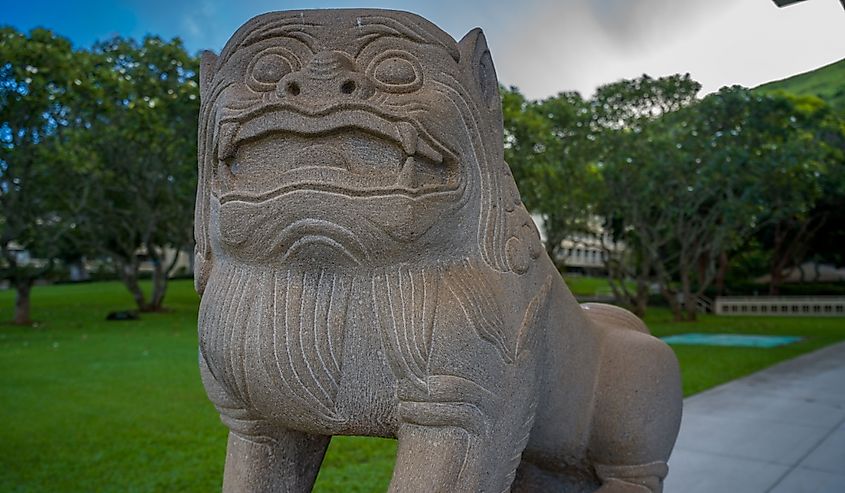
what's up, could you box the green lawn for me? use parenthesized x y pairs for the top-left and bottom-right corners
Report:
(563, 274), (636, 297)
(2, 279), (844, 492)
(563, 275), (613, 296)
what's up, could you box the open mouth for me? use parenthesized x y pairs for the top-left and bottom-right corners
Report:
(213, 106), (462, 204)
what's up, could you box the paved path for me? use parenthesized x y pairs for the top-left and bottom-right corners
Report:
(665, 341), (845, 493)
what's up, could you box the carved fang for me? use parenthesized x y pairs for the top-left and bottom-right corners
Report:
(217, 123), (238, 162)
(397, 122), (418, 156)
(396, 157), (418, 188)
(417, 139), (443, 164)
(395, 122), (443, 164)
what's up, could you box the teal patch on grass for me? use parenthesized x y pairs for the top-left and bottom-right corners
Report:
(661, 333), (802, 348)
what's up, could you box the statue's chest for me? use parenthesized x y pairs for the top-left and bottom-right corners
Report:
(198, 260), (508, 436)
(198, 264), (402, 435)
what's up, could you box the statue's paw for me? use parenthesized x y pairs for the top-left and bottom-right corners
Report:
(595, 478), (656, 493)
(594, 462), (667, 493)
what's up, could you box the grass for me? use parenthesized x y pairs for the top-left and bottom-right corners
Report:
(644, 309), (845, 395)
(756, 57), (845, 115)
(563, 275), (641, 298)
(563, 275), (615, 296)
(2, 279), (844, 492)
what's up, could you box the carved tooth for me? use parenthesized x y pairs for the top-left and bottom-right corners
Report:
(396, 157), (418, 189)
(416, 139), (443, 164)
(216, 122), (238, 161)
(396, 122), (417, 156)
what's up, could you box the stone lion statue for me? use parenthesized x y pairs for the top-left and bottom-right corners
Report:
(194, 9), (682, 492)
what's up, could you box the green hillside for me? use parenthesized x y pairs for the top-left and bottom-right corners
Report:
(756, 57), (845, 114)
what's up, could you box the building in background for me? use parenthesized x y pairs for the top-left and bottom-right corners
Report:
(531, 215), (625, 275)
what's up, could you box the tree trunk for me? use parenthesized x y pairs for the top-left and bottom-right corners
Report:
(146, 244), (179, 312)
(14, 279), (33, 325)
(661, 285), (683, 322)
(769, 260), (785, 296)
(633, 282), (649, 319)
(767, 216), (824, 296)
(654, 256), (683, 321)
(769, 222), (786, 296)
(714, 251), (729, 296)
(149, 256), (167, 311)
(680, 270), (697, 322)
(684, 300), (698, 322)
(119, 259), (148, 311)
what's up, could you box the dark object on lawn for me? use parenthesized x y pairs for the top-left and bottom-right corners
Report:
(194, 9), (682, 493)
(105, 310), (139, 321)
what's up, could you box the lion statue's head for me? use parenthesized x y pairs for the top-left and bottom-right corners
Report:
(194, 9), (533, 293)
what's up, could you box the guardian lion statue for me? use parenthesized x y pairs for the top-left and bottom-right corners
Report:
(194, 9), (682, 492)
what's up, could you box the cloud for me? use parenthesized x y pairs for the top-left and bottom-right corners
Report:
(492, 0), (733, 97)
(181, 16), (201, 37)
(490, 0), (845, 99)
(584, 0), (730, 48)
(9, 0), (840, 99)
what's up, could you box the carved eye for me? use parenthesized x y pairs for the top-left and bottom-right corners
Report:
(374, 57), (416, 85)
(253, 54), (291, 83)
(367, 51), (423, 93)
(246, 48), (299, 92)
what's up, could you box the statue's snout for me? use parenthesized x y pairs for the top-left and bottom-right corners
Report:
(277, 51), (375, 101)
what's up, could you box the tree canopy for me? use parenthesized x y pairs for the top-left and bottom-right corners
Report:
(0, 28), (96, 324)
(2, 26), (843, 324)
(503, 75), (845, 320)
(78, 35), (199, 311)
(0, 27), (199, 323)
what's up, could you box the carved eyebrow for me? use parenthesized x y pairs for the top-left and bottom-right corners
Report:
(354, 16), (460, 62)
(241, 21), (320, 51)
(219, 19), (321, 66)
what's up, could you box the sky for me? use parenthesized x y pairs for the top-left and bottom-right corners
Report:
(3, 0), (844, 99)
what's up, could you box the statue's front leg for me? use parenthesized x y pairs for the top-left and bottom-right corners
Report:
(222, 429), (330, 493)
(199, 351), (331, 493)
(388, 376), (534, 493)
(389, 402), (494, 492)
(389, 421), (477, 493)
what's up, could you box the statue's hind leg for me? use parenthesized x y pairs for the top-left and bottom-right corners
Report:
(588, 327), (682, 493)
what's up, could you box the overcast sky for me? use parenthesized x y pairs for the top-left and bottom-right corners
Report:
(4, 0), (844, 99)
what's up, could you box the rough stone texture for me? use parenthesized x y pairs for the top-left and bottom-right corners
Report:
(194, 9), (682, 492)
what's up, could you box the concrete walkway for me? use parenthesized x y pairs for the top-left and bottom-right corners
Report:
(665, 341), (845, 493)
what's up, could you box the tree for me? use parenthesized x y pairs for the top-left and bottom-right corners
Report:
(0, 28), (92, 324)
(598, 84), (844, 319)
(745, 93), (845, 294)
(78, 36), (199, 312)
(502, 70), (844, 319)
(645, 87), (768, 320)
(502, 87), (599, 270)
(592, 74), (702, 317)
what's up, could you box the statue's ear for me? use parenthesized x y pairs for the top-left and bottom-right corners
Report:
(199, 50), (217, 102)
(195, 50), (218, 296)
(459, 28), (510, 272)
(458, 28), (501, 115)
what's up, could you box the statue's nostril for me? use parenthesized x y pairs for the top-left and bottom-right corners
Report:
(340, 80), (356, 95)
(286, 81), (301, 96)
